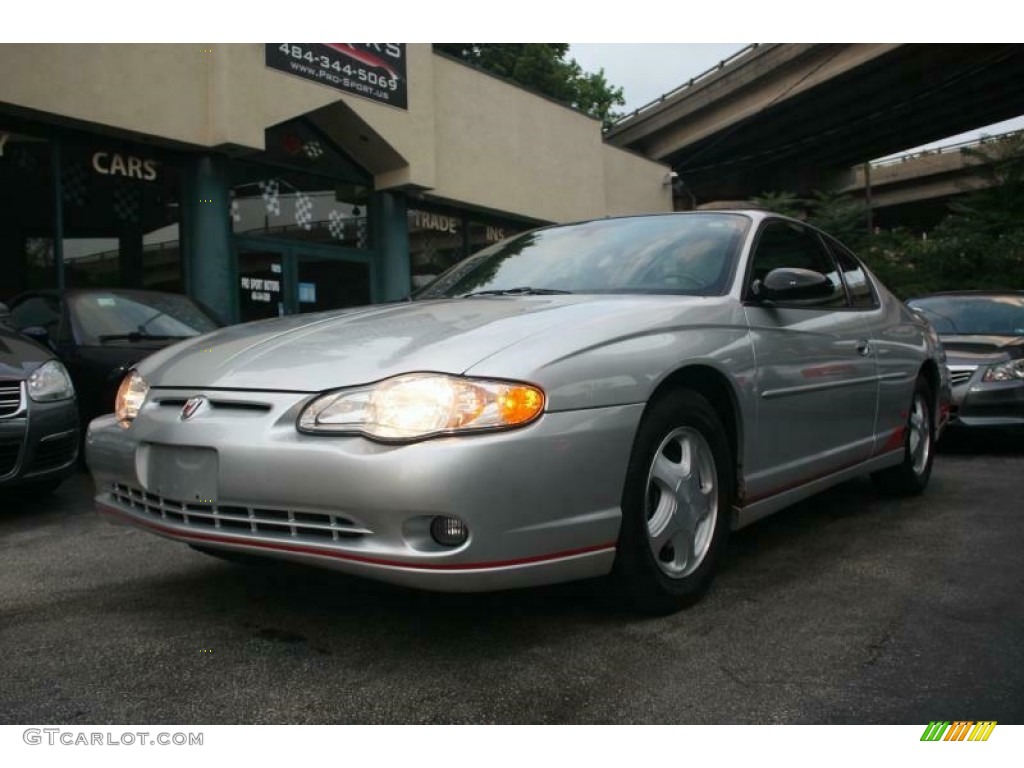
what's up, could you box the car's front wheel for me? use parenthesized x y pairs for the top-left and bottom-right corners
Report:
(612, 390), (734, 614)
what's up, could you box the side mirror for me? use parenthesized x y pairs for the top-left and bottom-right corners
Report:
(20, 326), (54, 350)
(0, 302), (10, 324)
(751, 268), (834, 303)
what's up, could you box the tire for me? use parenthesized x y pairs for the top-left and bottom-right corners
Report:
(612, 389), (734, 614)
(872, 375), (935, 495)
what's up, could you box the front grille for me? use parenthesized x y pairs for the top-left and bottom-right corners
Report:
(155, 397), (272, 414)
(109, 483), (370, 543)
(31, 431), (77, 472)
(0, 381), (22, 418)
(0, 436), (22, 476)
(948, 366), (978, 387)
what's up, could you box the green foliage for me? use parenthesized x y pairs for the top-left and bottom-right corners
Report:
(754, 135), (1024, 298)
(805, 189), (869, 250)
(748, 191), (804, 218)
(434, 44), (625, 129)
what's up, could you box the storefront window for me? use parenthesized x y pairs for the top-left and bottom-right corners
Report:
(230, 163), (371, 250)
(408, 207), (464, 289)
(468, 216), (530, 254)
(59, 143), (182, 292)
(0, 129), (55, 298)
(408, 208), (534, 290)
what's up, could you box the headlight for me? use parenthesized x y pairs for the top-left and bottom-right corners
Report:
(298, 373), (545, 441)
(27, 360), (75, 402)
(982, 359), (1024, 383)
(115, 370), (149, 428)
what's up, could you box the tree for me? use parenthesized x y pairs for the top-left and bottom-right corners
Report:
(434, 44), (625, 129)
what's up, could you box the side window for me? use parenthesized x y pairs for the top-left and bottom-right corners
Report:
(829, 241), (878, 309)
(748, 222), (847, 307)
(10, 296), (62, 337)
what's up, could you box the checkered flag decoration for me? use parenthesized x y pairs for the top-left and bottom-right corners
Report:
(229, 189), (241, 224)
(356, 216), (369, 249)
(258, 179), (280, 216)
(62, 163), (88, 207)
(294, 192), (313, 231)
(112, 181), (142, 224)
(303, 141), (324, 160)
(328, 209), (346, 240)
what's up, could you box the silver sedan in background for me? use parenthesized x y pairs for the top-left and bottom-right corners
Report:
(908, 291), (1024, 433)
(87, 212), (949, 613)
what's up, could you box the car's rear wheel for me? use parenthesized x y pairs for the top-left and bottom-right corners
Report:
(612, 390), (733, 614)
(872, 375), (935, 495)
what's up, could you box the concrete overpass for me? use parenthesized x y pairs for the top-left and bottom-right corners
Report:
(604, 44), (1024, 203)
(833, 130), (1021, 230)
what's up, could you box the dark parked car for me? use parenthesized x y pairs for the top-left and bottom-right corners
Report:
(0, 308), (79, 496)
(907, 291), (1024, 432)
(4, 289), (223, 427)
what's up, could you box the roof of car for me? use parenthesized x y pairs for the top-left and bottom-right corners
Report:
(909, 290), (1024, 300)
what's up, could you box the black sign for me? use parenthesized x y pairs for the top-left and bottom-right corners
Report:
(266, 44), (407, 110)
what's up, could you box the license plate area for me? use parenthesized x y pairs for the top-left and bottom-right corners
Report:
(145, 445), (219, 503)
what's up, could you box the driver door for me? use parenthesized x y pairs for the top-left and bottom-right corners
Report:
(741, 220), (879, 502)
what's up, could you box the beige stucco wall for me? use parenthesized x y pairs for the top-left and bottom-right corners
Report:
(601, 145), (674, 217)
(0, 43), (670, 222)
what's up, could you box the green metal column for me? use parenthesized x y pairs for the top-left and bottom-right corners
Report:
(374, 191), (410, 302)
(186, 155), (233, 321)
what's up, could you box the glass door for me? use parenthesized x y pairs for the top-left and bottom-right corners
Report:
(295, 252), (372, 314)
(236, 246), (286, 323)
(234, 239), (375, 323)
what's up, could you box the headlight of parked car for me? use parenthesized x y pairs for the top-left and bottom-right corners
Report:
(27, 360), (75, 402)
(982, 359), (1024, 383)
(115, 370), (149, 428)
(298, 373), (545, 441)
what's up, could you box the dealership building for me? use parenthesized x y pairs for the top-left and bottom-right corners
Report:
(0, 44), (670, 322)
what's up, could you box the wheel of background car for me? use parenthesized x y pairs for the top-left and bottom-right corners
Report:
(872, 375), (935, 496)
(612, 389), (734, 614)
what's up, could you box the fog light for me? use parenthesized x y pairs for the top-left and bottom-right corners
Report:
(430, 515), (469, 547)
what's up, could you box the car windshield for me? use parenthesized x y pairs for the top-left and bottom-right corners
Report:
(413, 214), (751, 300)
(70, 293), (221, 345)
(909, 295), (1024, 336)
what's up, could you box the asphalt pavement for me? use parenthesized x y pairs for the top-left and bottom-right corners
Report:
(1, 433), (1022, 724)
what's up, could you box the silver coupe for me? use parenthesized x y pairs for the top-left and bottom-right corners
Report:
(86, 211), (950, 613)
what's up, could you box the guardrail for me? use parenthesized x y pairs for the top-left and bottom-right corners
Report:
(606, 43), (762, 131)
(870, 129), (1023, 168)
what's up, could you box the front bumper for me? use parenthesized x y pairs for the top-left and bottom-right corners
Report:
(949, 378), (1024, 430)
(0, 385), (79, 488)
(87, 389), (643, 591)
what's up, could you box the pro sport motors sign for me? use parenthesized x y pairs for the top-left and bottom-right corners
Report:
(266, 44), (407, 109)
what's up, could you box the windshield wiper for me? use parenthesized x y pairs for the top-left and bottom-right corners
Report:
(97, 332), (194, 343)
(461, 287), (574, 297)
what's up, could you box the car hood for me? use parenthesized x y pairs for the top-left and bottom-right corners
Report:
(940, 334), (1024, 364)
(138, 296), (692, 392)
(0, 326), (54, 380)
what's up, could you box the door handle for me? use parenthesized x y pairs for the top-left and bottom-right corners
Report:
(856, 340), (873, 357)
